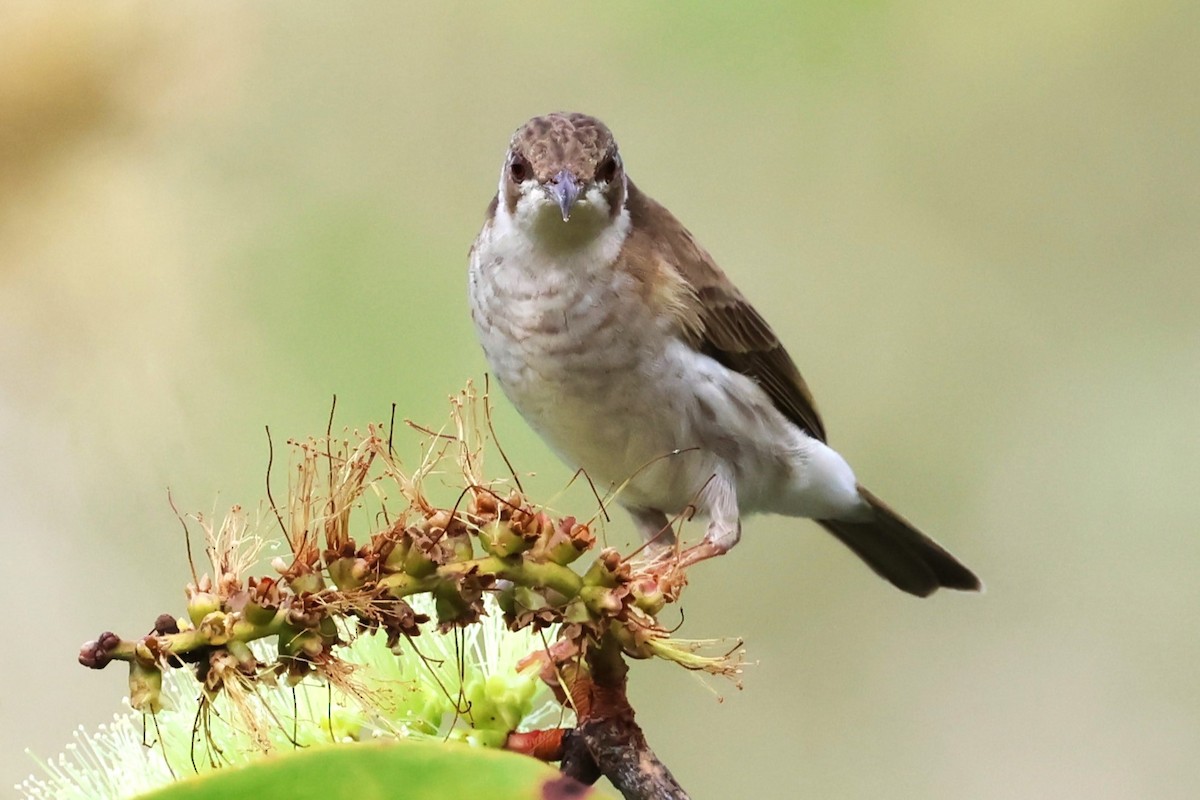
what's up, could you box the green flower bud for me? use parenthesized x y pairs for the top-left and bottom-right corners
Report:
(328, 556), (365, 590)
(632, 577), (666, 615)
(288, 572), (326, 594)
(128, 662), (163, 713)
(186, 591), (221, 627)
(582, 558), (618, 589)
(241, 600), (278, 626)
(403, 543), (437, 578)
(478, 519), (532, 557)
(513, 586), (548, 613)
(383, 536), (412, 570)
(581, 586), (624, 617)
(198, 610), (231, 645)
(225, 639), (257, 672)
(562, 597), (591, 624)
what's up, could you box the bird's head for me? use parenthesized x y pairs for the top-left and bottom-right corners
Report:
(499, 112), (627, 241)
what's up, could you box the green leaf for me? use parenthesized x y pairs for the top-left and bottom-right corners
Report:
(136, 740), (612, 800)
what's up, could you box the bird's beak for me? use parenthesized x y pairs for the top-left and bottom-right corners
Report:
(546, 170), (580, 221)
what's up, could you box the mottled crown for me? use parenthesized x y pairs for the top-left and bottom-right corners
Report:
(509, 112), (617, 183)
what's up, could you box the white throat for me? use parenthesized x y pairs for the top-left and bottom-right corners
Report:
(488, 192), (631, 280)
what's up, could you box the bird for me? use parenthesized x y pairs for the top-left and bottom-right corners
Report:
(467, 112), (980, 597)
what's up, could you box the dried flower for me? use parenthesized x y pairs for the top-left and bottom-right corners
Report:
(19, 596), (567, 800)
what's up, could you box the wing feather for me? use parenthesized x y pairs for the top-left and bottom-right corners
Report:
(624, 181), (827, 442)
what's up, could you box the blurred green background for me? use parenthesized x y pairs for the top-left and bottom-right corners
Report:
(2, 2), (1197, 797)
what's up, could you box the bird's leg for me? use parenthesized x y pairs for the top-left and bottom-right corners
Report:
(676, 467), (741, 570)
(674, 537), (734, 570)
(625, 506), (691, 599)
(626, 507), (676, 567)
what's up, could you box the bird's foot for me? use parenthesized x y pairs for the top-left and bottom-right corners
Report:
(626, 538), (731, 607)
(625, 504), (738, 601)
(673, 539), (729, 571)
(628, 538), (677, 570)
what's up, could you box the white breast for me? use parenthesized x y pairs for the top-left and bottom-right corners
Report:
(468, 199), (863, 521)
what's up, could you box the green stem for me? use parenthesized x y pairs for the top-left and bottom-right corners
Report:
(102, 615), (290, 665)
(380, 556), (584, 600)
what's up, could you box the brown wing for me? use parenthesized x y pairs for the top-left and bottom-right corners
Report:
(624, 181), (827, 442)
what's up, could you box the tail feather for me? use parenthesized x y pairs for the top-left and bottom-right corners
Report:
(817, 486), (981, 597)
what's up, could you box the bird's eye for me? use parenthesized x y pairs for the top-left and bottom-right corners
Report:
(509, 156), (530, 182)
(595, 155), (618, 183)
